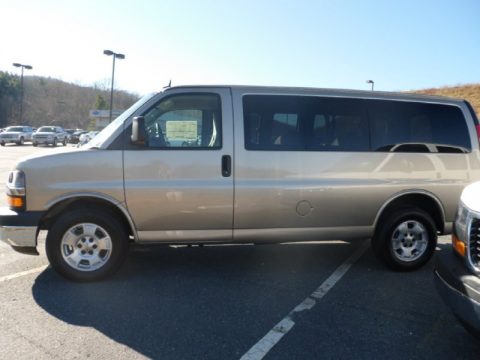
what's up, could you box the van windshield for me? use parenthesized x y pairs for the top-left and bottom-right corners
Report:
(87, 93), (157, 148)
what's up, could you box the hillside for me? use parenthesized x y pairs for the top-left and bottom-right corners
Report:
(413, 83), (480, 116)
(0, 72), (139, 129)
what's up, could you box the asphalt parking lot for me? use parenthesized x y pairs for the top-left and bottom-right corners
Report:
(0, 144), (479, 359)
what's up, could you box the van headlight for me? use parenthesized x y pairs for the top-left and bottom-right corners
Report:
(6, 170), (26, 210)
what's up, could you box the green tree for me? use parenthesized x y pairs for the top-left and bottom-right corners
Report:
(0, 71), (21, 126)
(0, 71), (20, 97)
(94, 94), (109, 110)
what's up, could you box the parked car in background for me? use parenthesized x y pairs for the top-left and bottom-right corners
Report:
(32, 126), (68, 146)
(0, 126), (34, 146)
(435, 182), (480, 338)
(68, 130), (87, 144)
(78, 130), (99, 145)
(65, 129), (77, 143)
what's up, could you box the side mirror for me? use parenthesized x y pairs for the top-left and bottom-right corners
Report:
(131, 116), (147, 145)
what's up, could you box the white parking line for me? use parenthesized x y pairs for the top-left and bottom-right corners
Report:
(0, 265), (48, 283)
(240, 239), (370, 360)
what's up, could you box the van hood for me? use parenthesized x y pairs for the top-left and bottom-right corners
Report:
(12, 146), (124, 211)
(16, 146), (92, 167)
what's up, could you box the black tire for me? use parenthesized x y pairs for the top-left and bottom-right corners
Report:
(63, 138), (67, 146)
(52, 138), (57, 147)
(46, 208), (129, 281)
(372, 208), (437, 271)
(0, 142), (4, 146)
(32, 142), (38, 147)
(17, 137), (24, 146)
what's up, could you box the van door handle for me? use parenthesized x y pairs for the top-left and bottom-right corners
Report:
(222, 155), (231, 177)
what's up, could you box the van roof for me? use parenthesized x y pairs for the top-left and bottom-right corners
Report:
(163, 85), (466, 105)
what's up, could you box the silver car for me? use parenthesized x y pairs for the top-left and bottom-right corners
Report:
(32, 126), (68, 147)
(1, 85), (480, 281)
(0, 126), (34, 146)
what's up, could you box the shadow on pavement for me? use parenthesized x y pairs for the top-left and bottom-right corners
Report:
(31, 242), (356, 359)
(31, 241), (480, 359)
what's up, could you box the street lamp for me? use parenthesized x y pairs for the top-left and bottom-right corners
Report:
(103, 50), (125, 123)
(366, 79), (374, 91)
(12, 63), (33, 123)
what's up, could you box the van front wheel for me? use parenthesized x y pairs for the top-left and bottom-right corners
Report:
(46, 208), (129, 281)
(372, 208), (437, 271)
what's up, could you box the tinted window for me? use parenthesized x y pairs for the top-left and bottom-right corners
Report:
(37, 126), (56, 132)
(243, 95), (369, 151)
(7, 127), (24, 132)
(308, 97), (369, 151)
(244, 95), (470, 153)
(367, 100), (470, 153)
(142, 93), (222, 149)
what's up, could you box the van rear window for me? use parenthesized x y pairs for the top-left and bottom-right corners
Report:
(367, 100), (471, 153)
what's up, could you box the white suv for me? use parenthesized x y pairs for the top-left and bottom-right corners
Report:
(32, 126), (68, 147)
(435, 182), (480, 338)
(0, 126), (34, 146)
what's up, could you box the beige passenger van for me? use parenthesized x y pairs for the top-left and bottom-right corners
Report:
(1, 86), (479, 281)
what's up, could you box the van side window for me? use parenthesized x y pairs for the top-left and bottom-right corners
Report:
(272, 113), (300, 146)
(243, 95), (304, 150)
(309, 98), (369, 151)
(368, 100), (471, 153)
(142, 93), (222, 149)
(243, 95), (369, 151)
(243, 95), (470, 153)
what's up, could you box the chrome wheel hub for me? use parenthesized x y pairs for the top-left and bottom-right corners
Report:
(391, 220), (428, 262)
(61, 223), (112, 271)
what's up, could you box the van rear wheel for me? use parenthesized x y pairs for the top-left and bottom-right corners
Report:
(372, 208), (437, 271)
(46, 208), (129, 281)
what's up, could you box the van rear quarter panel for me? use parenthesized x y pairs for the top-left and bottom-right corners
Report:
(231, 88), (480, 238)
(232, 151), (475, 229)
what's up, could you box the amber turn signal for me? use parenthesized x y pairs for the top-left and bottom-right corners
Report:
(452, 234), (466, 257)
(7, 195), (25, 209)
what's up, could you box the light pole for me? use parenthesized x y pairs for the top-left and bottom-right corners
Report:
(366, 79), (374, 91)
(12, 63), (33, 123)
(103, 50), (125, 123)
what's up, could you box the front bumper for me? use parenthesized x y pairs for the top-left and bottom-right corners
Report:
(0, 138), (21, 144)
(0, 207), (44, 255)
(33, 138), (55, 145)
(434, 249), (480, 337)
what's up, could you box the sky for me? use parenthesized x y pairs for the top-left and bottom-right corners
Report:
(1, 0), (479, 96)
